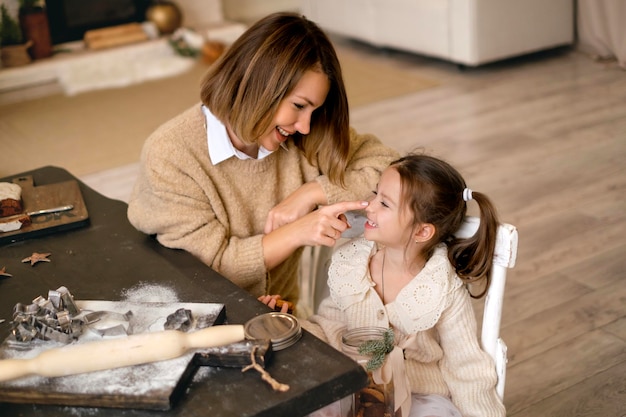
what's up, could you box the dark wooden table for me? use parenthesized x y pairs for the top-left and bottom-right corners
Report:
(0, 166), (367, 417)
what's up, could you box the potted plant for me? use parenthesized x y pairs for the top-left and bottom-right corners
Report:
(18, 0), (52, 59)
(0, 3), (32, 67)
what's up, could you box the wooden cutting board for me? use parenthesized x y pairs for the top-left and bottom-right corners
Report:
(0, 301), (226, 410)
(0, 175), (89, 245)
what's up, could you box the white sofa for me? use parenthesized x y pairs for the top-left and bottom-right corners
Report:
(300, 0), (574, 67)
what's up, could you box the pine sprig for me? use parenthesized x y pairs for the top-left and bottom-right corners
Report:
(358, 328), (395, 371)
(0, 4), (23, 46)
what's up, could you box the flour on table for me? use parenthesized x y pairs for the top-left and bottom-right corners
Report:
(121, 282), (179, 303)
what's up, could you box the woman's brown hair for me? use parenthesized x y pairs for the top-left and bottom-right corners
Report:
(200, 12), (350, 185)
(390, 153), (500, 298)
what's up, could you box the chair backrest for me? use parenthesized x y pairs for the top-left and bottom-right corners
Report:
(453, 216), (518, 400)
(299, 215), (518, 400)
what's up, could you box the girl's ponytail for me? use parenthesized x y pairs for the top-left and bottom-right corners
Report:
(447, 190), (499, 298)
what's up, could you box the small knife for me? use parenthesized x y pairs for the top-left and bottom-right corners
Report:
(0, 205), (74, 233)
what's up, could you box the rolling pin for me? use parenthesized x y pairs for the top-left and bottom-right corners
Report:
(0, 324), (245, 382)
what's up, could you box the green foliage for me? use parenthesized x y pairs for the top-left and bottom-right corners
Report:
(0, 4), (23, 47)
(358, 328), (395, 371)
(168, 38), (200, 58)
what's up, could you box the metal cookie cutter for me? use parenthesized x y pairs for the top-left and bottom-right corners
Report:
(83, 310), (133, 337)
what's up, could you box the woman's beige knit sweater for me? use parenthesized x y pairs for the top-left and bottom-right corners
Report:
(127, 104), (399, 303)
(305, 238), (506, 417)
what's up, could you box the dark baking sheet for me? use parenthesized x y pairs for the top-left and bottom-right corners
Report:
(0, 300), (226, 410)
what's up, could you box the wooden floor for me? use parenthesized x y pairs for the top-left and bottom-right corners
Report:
(79, 37), (626, 416)
(337, 38), (626, 417)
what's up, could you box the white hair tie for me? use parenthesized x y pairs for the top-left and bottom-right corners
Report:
(463, 188), (473, 202)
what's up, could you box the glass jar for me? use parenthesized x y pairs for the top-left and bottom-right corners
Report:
(340, 327), (396, 417)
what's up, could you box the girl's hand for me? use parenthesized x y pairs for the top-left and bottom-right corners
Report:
(258, 295), (292, 313)
(264, 182), (326, 234)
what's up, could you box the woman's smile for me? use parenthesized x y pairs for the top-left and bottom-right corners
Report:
(277, 126), (291, 137)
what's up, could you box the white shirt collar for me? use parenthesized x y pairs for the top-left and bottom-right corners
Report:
(202, 105), (280, 165)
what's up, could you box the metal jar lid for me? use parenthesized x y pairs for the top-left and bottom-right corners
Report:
(244, 312), (302, 351)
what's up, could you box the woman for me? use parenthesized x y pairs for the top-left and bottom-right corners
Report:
(127, 12), (398, 306)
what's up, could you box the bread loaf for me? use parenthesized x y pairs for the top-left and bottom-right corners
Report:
(0, 182), (23, 217)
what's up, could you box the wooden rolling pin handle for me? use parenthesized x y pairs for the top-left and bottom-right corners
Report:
(0, 324), (245, 382)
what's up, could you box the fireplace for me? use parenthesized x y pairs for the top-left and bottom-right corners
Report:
(45, 0), (152, 45)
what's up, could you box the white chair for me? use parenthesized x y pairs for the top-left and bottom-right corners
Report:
(453, 216), (518, 399)
(298, 215), (518, 399)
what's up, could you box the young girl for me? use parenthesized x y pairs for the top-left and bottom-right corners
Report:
(263, 153), (505, 417)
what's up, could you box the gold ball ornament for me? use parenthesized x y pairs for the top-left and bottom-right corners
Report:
(146, 1), (183, 35)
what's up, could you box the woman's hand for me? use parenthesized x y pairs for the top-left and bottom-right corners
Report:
(291, 202), (364, 246)
(262, 200), (369, 270)
(264, 181), (326, 233)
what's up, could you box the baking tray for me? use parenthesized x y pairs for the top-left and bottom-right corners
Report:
(0, 300), (226, 410)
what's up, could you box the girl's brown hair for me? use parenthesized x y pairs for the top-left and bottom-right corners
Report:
(200, 12), (350, 185)
(390, 153), (499, 298)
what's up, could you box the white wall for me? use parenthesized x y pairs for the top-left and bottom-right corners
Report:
(175, 0), (224, 28)
(222, 0), (299, 23)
